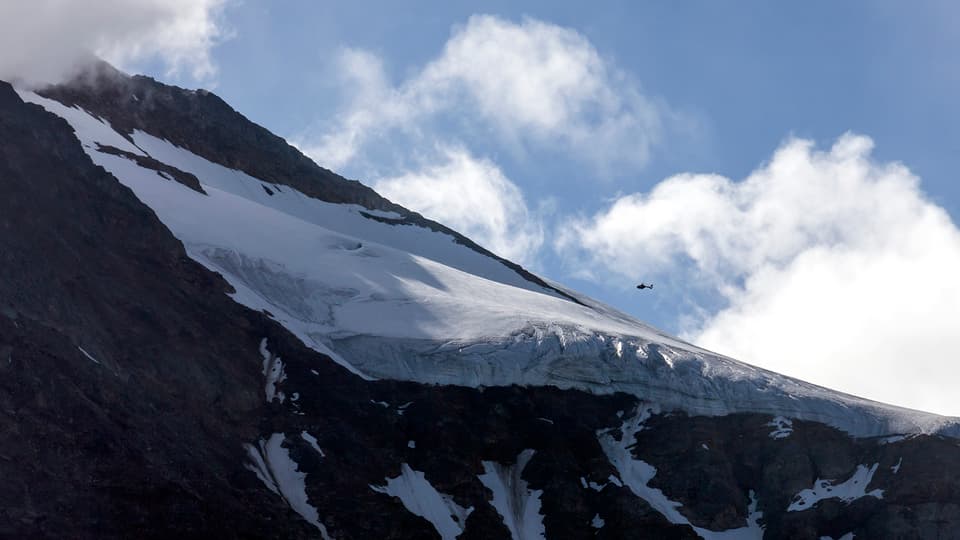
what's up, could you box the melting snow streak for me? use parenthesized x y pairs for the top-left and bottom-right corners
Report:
(301, 431), (325, 457)
(478, 449), (546, 540)
(244, 433), (331, 539)
(259, 338), (286, 403)
(77, 346), (101, 365)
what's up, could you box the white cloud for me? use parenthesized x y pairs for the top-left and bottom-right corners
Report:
(303, 15), (667, 172)
(560, 133), (960, 416)
(0, 0), (229, 86)
(373, 146), (544, 266)
(299, 14), (676, 271)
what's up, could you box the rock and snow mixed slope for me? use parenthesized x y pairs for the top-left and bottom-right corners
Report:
(7, 71), (960, 538)
(17, 88), (960, 439)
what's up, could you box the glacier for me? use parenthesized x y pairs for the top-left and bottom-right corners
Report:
(20, 88), (960, 439)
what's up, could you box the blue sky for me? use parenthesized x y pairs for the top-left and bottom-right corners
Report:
(4, 1), (958, 414)
(207, 0), (959, 309)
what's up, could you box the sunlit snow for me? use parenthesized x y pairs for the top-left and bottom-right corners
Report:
(20, 88), (960, 439)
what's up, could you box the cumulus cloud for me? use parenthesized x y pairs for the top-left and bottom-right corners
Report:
(0, 0), (228, 86)
(303, 14), (667, 172)
(559, 133), (960, 416)
(373, 146), (544, 266)
(298, 14), (679, 267)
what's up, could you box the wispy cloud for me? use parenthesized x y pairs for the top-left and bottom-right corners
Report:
(0, 0), (230, 86)
(558, 133), (960, 416)
(297, 14), (679, 267)
(301, 14), (671, 174)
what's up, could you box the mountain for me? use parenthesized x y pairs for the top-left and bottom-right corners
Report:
(2, 62), (960, 538)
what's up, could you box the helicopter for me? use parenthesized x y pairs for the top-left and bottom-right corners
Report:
(636, 283), (654, 290)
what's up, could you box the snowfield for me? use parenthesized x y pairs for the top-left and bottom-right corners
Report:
(21, 89), (960, 438)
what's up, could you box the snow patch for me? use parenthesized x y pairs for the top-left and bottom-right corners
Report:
(598, 406), (765, 539)
(244, 433), (331, 538)
(891, 458), (902, 474)
(408, 440), (416, 449)
(767, 416), (794, 439)
(580, 476), (613, 492)
(259, 339), (286, 403)
(597, 406), (684, 523)
(591, 513), (605, 529)
(301, 431), (325, 457)
(788, 464), (883, 511)
(477, 449), (546, 540)
(77, 346), (101, 365)
(371, 464), (472, 540)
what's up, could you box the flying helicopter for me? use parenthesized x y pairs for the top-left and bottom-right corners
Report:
(636, 283), (653, 290)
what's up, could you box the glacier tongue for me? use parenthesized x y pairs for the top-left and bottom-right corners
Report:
(20, 88), (960, 439)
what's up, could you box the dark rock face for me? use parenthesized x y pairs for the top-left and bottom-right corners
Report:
(3, 74), (960, 539)
(95, 143), (206, 193)
(633, 412), (960, 538)
(0, 80), (312, 538)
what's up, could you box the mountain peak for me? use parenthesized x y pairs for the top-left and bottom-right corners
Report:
(3, 71), (960, 538)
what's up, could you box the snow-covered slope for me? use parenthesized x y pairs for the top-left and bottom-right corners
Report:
(21, 89), (960, 438)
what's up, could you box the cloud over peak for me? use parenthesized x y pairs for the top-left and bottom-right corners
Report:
(0, 0), (229, 86)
